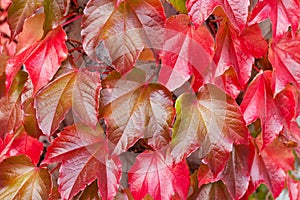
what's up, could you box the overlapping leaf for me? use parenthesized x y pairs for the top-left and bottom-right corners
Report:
(219, 144), (255, 199)
(82, 0), (166, 74)
(128, 150), (190, 200)
(44, 124), (122, 200)
(7, 0), (43, 38)
(158, 14), (214, 91)
(268, 32), (300, 95)
(0, 70), (27, 139)
(35, 70), (100, 136)
(249, 0), (300, 39)
(170, 84), (248, 175)
(35, 71), (77, 136)
(196, 181), (232, 200)
(6, 26), (68, 94)
(0, 126), (43, 165)
(213, 20), (268, 88)
(248, 136), (294, 198)
(101, 72), (175, 155)
(240, 71), (298, 148)
(187, 0), (249, 30)
(0, 155), (51, 199)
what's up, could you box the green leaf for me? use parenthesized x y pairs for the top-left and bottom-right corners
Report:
(0, 155), (51, 200)
(168, 0), (187, 13)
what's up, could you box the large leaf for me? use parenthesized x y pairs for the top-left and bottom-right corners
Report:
(0, 155), (51, 199)
(35, 71), (77, 136)
(219, 143), (255, 199)
(249, 0), (300, 39)
(0, 70), (28, 139)
(101, 72), (175, 155)
(35, 70), (101, 136)
(7, 0), (43, 38)
(213, 20), (268, 88)
(196, 181), (232, 200)
(187, 0), (249, 30)
(44, 124), (122, 200)
(240, 71), (298, 148)
(128, 150), (190, 200)
(82, 0), (166, 74)
(158, 14), (214, 91)
(268, 32), (300, 95)
(0, 126), (43, 165)
(6, 26), (68, 94)
(248, 136), (294, 198)
(170, 84), (248, 176)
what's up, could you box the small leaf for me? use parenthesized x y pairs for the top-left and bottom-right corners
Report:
(7, 0), (43, 38)
(0, 155), (51, 199)
(82, 0), (166, 74)
(170, 84), (248, 177)
(128, 150), (190, 200)
(73, 180), (101, 200)
(101, 73), (175, 155)
(44, 124), (122, 200)
(6, 26), (68, 94)
(43, 0), (68, 33)
(249, 0), (300, 39)
(187, 0), (249, 30)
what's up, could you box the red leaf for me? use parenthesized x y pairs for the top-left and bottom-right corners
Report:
(128, 150), (190, 200)
(240, 71), (298, 148)
(158, 14), (214, 91)
(288, 176), (300, 200)
(219, 143), (255, 199)
(101, 72), (175, 155)
(6, 26), (68, 94)
(213, 20), (268, 88)
(215, 66), (241, 99)
(44, 124), (122, 200)
(269, 32), (300, 95)
(196, 181), (232, 200)
(0, 155), (51, 199)
(197, 163), (218, 188)
(187, 0), (249, 30)
(82, 0), (166, 74)
(0, 126), (43, 165)
(249, 136), (294, 198)
(249, 0), (300, 39)
(170, 84), (248, 176)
